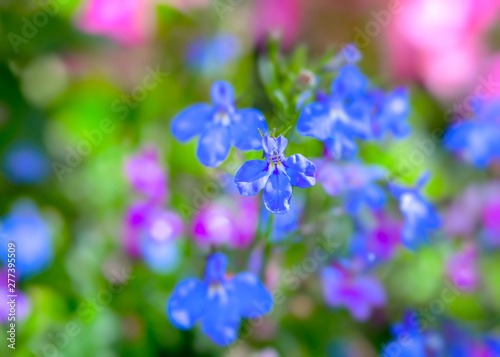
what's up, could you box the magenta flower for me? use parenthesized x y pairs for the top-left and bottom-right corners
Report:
(191, 196), (259, 249)
(77, 0), (152, 46)
(125, 146), (167, 203)
(321, 263), (386, 321)
(446, 243), (480, 292)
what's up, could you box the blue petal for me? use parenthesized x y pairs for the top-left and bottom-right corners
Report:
(263, 169), (292, 215)
(205, 252), (227, 282)
(331, 65), (367, 99)
(172, 104), (213, 142)
(284, 154), (317, 188)
(141, 238), (180, 274)
(201, 287), (240, 346)
(197, 125), (231, 167)
(228, 273), (273, 319)
(168, 279), (207, 329)
(262, 136), (276, 155)
(344, 99), (373, 138)
(275, 135), (288, 154)
(234, 160), (271, 196)
(231, 109), (269, 151)
(211, 81), (234, 107)
(297, 102), (335, 141)
(325, 134), (358, 160)
(362, 184), (386, 210)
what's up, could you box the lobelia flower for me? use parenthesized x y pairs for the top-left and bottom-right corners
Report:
(350, 212), (402, 266)
(320, 261), (386, 321)
(389, 172), (440, 251)
(0, 199), (53, 279)
(171, 81), (269, 167)
(186, 34), (241, 78)
(167, 252), (273, 346)
(261, 197), (304, 243)
(315, 160), (387, 214)
(125, 146), (167, 203)
(445, 243), (479, 292)
(76, 0), (153, 46)
(234, 135), (316, 214)
(444, 101), (500, 167)
(191, 195), (259, 249)
(297, 65), (373, 160)
(2, 140), (50, 184)
(369, 88), (411, 139)
(123, 147), (184, 273)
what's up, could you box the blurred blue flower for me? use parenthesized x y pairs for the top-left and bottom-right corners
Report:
(316, 160), (387, 214)
(297, 65), (372, 160)
(261, 196), (304, 243)
(389, 173), (440, 251)
(2, 141), (50, 184)
(444, 101), (500, 167)
(370, 88), (411, 138)
(0, 199), (53, 279)
(234, 135), (316, 214)
(172, 81), (269, 167)
(139, 209), (183, 274)
(186, 34), (241, 77)
(167, 252), (272, 346)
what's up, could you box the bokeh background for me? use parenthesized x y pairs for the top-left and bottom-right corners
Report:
(1, 0), (500, 356)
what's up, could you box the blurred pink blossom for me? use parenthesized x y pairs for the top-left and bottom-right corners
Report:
(446, 243), (480, 292)
(252, 0), (301, 49)
(77, 0), (154, 46)
(385, 0), (500, 99)
(191, 196), (259, 249)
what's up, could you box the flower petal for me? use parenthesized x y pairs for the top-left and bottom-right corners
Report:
(234, 160), (271, 196)
(168, 279), (207, 329)
(231, 109), (269, 151)
(205, 252), (227, 282)
(297, 102), (335, 141)
(331, 65), (367, 98)
(284, 154), (317, 188)
(211, 81), (234, 107)
(201, 288), (240, 346)
(141, 239), (180, 274)
(325, 134), (358, 160)
(228, 272), (273, 319)
(263, 169), (292, 214)
(171, 104), (213, 142)
(197, 125), (231, 167)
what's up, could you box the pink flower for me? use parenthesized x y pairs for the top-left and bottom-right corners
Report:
(252, 0), (301, 49)
(446, 243), (479, 292)
(191, 196), (259, 249)
(125, 146), (167, 203)
(77, 0), (153, 46)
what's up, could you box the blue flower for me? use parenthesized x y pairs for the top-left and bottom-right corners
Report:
(297, 65), (372, 160)
(370, 88), (411, 138)
(234, 135), (316, 214)
(171, 81), (269, 167)
(260, 196), (304, 243)
(2, 141), (50, 184)
(0, 199), (53, 279)
(316, 160), (387, 214)
(389, 173), (440, 251)
(167, 253), (272, 346)
(444, 101), (500, 168)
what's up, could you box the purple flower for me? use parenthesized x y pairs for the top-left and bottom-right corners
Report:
(0, 200), (53, 279)
(0, 270), (30, 323)
(320, 263), (385, 321)
(482, 195), (500, 247)
(191, 195), (259, 249)
(234, 135), (316, 214)
(446, 243), (479, 292)
(125, 146), (167, 203)
(297, 65), (373, 160)
(350, 212), (402, 265)
(171, 81), (269, 167)
(445, 101), (500, 167)
(167, 253), (273, 346)
(389, 172), (440, 251)
(316, 160), (387, 214)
